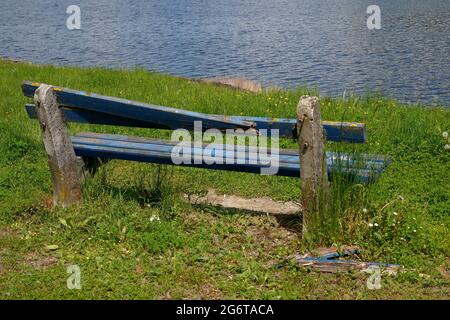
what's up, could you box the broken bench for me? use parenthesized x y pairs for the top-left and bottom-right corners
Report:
(22, 81), (390, 229)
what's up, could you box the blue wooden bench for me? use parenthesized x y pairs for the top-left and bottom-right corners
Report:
(22, 81), (390, 213)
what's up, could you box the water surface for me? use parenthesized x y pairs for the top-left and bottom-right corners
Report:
(1, 0), (449, 104)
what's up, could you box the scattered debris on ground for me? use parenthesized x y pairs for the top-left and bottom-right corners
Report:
(289, 246), (401, 274)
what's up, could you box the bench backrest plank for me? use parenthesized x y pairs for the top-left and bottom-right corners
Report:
(22, 81), (253, 131)
(25, 104), (365, 142)
(23, 81), (366, 143)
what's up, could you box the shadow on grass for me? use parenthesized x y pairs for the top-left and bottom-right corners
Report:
(82, 162), (176, 210)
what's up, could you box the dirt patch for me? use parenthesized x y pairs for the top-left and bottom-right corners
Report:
(198, 283), (222, 299)
(43, 196), (54, 210)
(185, 189), (301, 215)
(0, 57), (32, 64)
(0, 227), (19, 239)
(200, 77), (263, 93)
(244, 218), (298, 250)
(22, 251), (57, 269)
(439, 259), (450, 279)
(183, 200), (299, 252)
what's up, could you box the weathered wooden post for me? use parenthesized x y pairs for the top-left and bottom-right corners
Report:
(34, 84), (82, 207)
(296, 96), (328, 237)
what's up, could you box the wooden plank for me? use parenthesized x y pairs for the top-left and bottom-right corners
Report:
(25, 103), (366, 142)
(72, 133), (387, 169)
(25, 104), (172, 130)
(294, 258), (401, 274)
(70, 133), (387, 182)
(33, 84), (82, 207)
(24, 86), (366, 142)
(231, 115), (366, 143)
(297, 96), (328, 236)
(22, 82), (254, 131)
(72, 142), (383, 182)
(291, 247), (401, 274)
(74, 132), (387, 163)
(26, 103), (249, 131)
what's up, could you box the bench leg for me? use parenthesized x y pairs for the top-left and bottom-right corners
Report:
(34, 84), (82, 207)
(296, 96), (328, 237)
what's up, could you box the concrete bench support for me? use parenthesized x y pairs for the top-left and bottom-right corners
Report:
(297, 96), (328, 236)
(34, 84), (82, 207)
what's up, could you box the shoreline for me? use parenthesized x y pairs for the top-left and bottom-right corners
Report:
(2, 57), (448, 107)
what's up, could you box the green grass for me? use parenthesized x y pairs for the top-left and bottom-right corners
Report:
(0, 60), (449, 299)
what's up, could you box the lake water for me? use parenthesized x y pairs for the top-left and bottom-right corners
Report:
(1, 0), (449, 105)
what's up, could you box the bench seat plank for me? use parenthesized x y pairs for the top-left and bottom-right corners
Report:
(74, 132), (387, 167)
(72, 133), (388, 182)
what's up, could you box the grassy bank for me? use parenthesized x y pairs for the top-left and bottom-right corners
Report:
(0, 60), (449, 299)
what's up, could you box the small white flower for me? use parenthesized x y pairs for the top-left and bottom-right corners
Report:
(413, 229), (417, 233)
(362, 208), (368, 214)
(374, 223), (379, 227)
(149, 214), (161, 223)
(368, 223), (374, 227)
(393, 212), (398, 216)
(443, 131), (449, 139)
